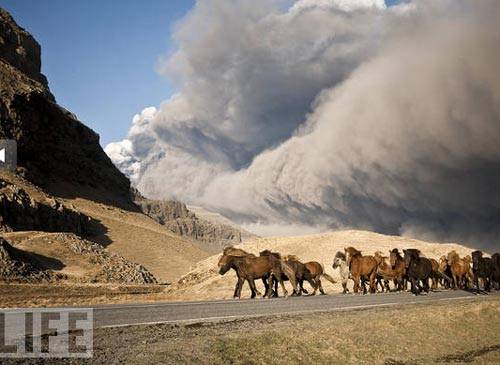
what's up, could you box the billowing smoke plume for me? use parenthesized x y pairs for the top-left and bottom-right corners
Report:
(106, 0), (500, 250)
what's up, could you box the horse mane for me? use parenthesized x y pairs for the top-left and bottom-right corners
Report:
(223, 246), (253, 258)
(471, 250), (483, 258)
(345, 247), (362, 257)
(405, 248), (421, 256)
(283, 254), (301, 262)
(390, 248), (403, 259)
(447, 250), (460, 264)
(259, 249), (281, 259)
(334, 251), (346, 260)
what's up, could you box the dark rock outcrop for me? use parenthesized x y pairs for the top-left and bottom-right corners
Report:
(0, 237), (56, 282)
(0, 178), (93, 235)
(0, 234), (158, 284)
(135, 197), (246, 251)
(0, 9), (48, 86)
(0, 7), (131, 207)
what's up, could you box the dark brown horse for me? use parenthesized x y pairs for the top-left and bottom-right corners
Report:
(492, 253), (500, 290)
(217, 246), (287, 298)
(345, 247), (378, 294)
(471, 250), (493, 294)
(403, 249), (432, 295)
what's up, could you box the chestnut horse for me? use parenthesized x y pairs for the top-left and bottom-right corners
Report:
(345, 247), (378, 294)
(447, 251), (471, 289)
(217, 246), (287, 298)
(281, 255), (336, 295)
(374, 248), (405, 292)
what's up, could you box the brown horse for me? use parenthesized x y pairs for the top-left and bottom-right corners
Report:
(429, 258), (440, 290)
(280, 255), (336, 295)
(260, 250), (299, 296)
(303, 261), (336, 295)
(374, 249), (406, 292)
(389, 248), (407, 291)
(447, 251), (471, 289)
(345, 247), (378, 294)
(217, 246), (287, 298)
(439, 255), (453, 289)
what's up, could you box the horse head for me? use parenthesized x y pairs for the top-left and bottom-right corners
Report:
(438, 256), (448, 272)
(374, 251), (385, 265)
(217, 254), (233, 275)
(332, 251), (346, 269)
(344, 247), (361, 267)
(447, 251), (460, 265)
(403, 249), (420, 269)
(218, 247), (252, 275)
(389, 248), (401, 269)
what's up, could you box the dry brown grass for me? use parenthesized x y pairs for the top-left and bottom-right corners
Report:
(6, 296), (494, 365)
(0, 171), (211, 283)
(0, 283), (168, 308)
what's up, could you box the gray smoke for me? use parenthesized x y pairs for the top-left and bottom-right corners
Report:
(106, 0), (500, 251)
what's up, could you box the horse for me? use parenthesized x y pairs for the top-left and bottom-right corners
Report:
(447, 251), (471, 289)
(281, 254), (310, 295)
(260, 250), (300, 296)
(217, 246), (287, 298)
(332, 251), (350, 294)
(302, 261), (337, 295)
(403, 249), (432, 295)
(492, 253), (500, 290)
(345, 247), (378, 294)
(389, 248), (406, 291)
(471, 250), (493, 294)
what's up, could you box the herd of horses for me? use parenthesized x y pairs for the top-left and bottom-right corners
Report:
(217, 246), (500, 298)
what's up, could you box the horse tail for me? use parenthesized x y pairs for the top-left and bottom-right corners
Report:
(321, 273), (337, 284)
(435, 271), (452, 283)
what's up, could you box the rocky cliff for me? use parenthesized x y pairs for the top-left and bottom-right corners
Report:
(0, 8), (131, 207)
(135, 196), (255, 252)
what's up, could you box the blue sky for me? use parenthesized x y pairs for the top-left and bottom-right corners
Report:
(0, 0), (400, 147)
(0, 0), (194, 146)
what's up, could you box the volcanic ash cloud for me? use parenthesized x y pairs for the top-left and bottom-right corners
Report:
(106, 0), (500, 250)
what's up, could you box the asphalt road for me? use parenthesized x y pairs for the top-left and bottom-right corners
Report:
(91, 289), (496, 329)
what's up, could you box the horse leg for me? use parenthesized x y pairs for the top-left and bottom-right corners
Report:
(352, 276), (359, 294)
(369, 272), (377, 294)
(233, 280), (240, 298)
(423, 278), (430, 293)
(235, 276), (245, 299)
(342, 280), (348, 294)
(273, 276), (279, 297)
(299, 279), (308, 295)
(318, 278), (326, 295)
(411, 278), (418, 295)
(261, 277), (269, 297)
(453, 274), (459, 290)
(247, 277), (257, 299)
(278, 276), (288, 297)
(384, 279), (390, 292)
(308, 278), (317, 295)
